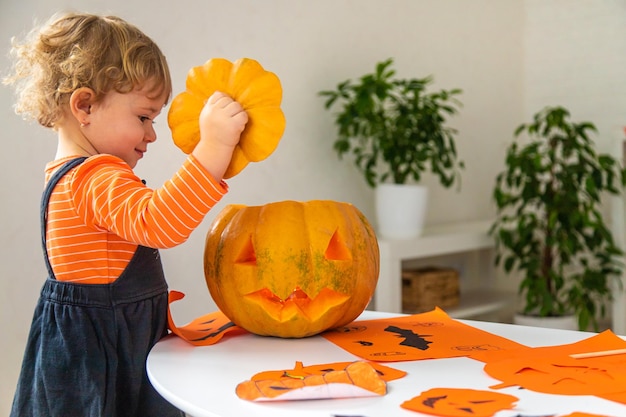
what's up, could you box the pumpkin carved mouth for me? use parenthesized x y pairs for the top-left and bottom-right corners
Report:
(244, 286), (350, 322)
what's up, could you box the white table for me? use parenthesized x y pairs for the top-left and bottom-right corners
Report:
(147, 311), (626, 417)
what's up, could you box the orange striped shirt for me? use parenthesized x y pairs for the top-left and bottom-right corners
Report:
(44, 154), (227, 284)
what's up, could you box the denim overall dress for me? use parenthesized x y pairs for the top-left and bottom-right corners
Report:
(11, 157), (184, 417)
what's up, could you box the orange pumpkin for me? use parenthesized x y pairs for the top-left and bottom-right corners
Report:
(204, 200), (379, 338)
(167, 57), (286, 178)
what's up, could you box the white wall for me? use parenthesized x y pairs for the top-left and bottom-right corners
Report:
(524, 0), (626, 148)
(0, 0), (620, 412)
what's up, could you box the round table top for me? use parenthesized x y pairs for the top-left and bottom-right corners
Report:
(147, 311), (626, 417)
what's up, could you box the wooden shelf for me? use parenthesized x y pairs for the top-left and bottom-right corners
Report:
(400, 289), (517, 319)
(374, 220), (500, 317)
(446, 289), (516, 319)
(378, 220), (495, 259)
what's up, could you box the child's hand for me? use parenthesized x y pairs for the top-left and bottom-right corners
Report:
(192, 91), (248, 181)
(199, 91), (248, 148)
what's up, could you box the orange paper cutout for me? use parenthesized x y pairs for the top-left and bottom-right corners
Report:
(322, 308), (527, 362)
(167, 290), (247, 345)
(401, 387), (518, 417)
(486, 354), (626, 396)
(236, 361), (388, 401)
(484, 330), (626, 399)
(249, 360), (406, 382)
(597, 390), (626, 406)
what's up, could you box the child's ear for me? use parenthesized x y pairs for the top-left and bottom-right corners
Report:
(69, 87), (95, 126)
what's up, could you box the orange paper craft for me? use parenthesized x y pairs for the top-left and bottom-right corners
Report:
(236, 361), (389, 401)
(167, 290), (247, 345)
(484, 330), (626, 401)
(249, 360), (406, 383)
(322, 307), (527, 362)
(401, 387), (518, 417)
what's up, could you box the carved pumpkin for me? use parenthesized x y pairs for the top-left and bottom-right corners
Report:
(167, 57), (286, 178)
(204, 200), (379, 338)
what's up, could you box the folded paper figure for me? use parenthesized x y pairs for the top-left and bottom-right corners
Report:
(401, 387), (518, 417)
(236, 361), (396, 401)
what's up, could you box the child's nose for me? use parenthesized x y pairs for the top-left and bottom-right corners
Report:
(145, 126), (157, 142)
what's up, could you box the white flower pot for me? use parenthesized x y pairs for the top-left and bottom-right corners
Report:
(513, 313), (578, 330)
(375, 183), (428, 240)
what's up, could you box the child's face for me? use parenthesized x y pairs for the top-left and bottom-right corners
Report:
(86, 86), (167, 168)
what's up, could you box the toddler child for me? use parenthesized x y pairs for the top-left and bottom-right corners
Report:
(3, 11), (247, 417)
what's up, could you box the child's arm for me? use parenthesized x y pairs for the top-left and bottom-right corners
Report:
(191, 91), (248, 182)
(65, 154), (224, 249)
(65, 93), (248, 249)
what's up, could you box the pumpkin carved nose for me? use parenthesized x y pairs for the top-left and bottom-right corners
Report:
(236, 235), (256, 265)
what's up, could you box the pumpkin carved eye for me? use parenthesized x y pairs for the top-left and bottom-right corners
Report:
(325, 229), (351, 261)
(236, 235), (257, 265)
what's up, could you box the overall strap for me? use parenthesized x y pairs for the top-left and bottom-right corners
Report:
(40, 157), (87, 278)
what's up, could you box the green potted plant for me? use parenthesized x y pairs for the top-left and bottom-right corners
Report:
(490, 106), (626, 331)
(319, 58), (464, 239)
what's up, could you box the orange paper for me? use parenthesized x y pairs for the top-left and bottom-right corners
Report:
(322, 308), (527, 362)
(167, 290), (247, 345)
(236, 361), (391, 401)
(401, 387), (518, 417)
(484, 330), (626, 401)
(249, 360), (406, 383)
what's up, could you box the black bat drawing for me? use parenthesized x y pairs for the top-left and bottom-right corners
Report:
(384, 325), (432, 350)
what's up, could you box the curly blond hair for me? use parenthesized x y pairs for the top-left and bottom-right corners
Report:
(3, 12), (172, 129)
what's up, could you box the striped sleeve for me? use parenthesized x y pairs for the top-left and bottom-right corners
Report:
(70, 154), (227, 249)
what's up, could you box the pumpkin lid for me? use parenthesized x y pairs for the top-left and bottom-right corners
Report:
(168, 57), (286, 178)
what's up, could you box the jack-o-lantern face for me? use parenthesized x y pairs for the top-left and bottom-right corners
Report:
(485, 355), (626, 396)
(401, 388), (518, 417)
(204, 200), (379, 338)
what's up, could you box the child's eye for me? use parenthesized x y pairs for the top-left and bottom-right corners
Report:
(139, 116), (154, 124)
